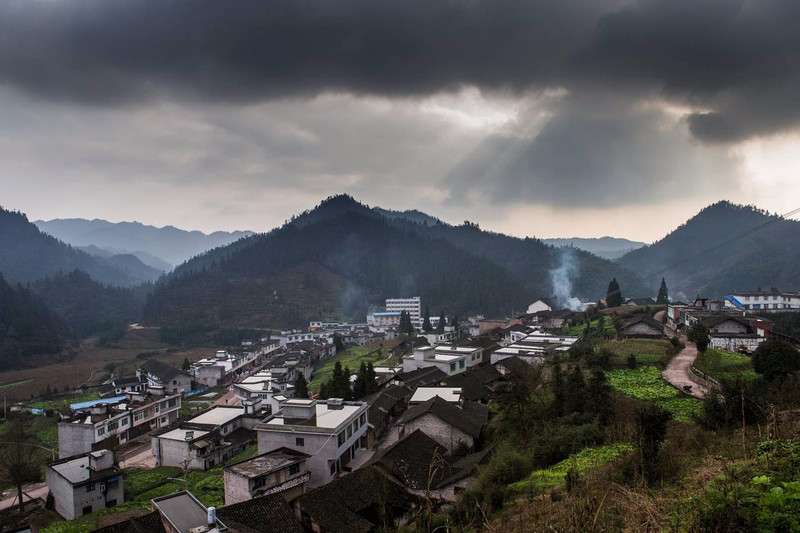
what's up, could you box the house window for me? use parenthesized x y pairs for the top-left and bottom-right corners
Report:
(134, 412), (144, 422)
(97, 427), (105, 437)
(172, 380), (177, 385)
(359, 414), (366, 426)
(295, 437), (304, 447)
(121, 419), (128, 426)
(289, 464), (300, 476)
(82, 505), (92, 515)
(337, 432), (345, 447)
(86, 483), (96, 493)
(450, 362), (456, 372)
(108, 480), (119, 490)
(459, 360), (465, 369)
(346, 426), (352, 439)
(330, 461), (338, 476)
(253, 476), (266, 488)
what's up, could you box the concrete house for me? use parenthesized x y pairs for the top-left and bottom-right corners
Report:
(137, 359), (192, 396)
(394, 396), (489, 452)
(46, 450), (123, 519)
(223, 447), (311, 504)
(700, 315), (766, 352)
(620, 315), (666, 338)
(402, 346), (467, 376)
(526, 299), (554, 314)
(58, 393), (181, 458)
(151, 406), (257, 470)
(256, 398), (369, 489)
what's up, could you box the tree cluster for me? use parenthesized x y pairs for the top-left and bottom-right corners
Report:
(319, 361), (352, 400)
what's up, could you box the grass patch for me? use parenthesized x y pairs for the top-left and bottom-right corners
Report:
(508, 443), (633, 493)
(125, 465), (225, 508)
(27, 391), (101, 411)
(41, 501), (153, 533)
(309, 344), (394, 391)
(599, 338), (675, 358)
(694, 348), (757, 382)
(0, 379), (33, 390)
(556, 318), (617, 336)
(606, 366), (701, 423)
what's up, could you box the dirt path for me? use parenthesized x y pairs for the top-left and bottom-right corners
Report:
(662, 339), (712, 399)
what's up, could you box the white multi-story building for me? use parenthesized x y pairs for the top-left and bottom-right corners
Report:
(256, 398), (368, 488)
(46, 450), (124, 519)
(726, 289), (800, 312)
(402, 346), (467, 376)
(386, 297), (422, 325)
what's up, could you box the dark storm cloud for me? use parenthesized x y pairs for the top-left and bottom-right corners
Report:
(443, 96), (740, 206)
(2, 0), (799, 142)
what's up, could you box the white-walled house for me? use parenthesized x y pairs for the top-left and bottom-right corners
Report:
(46, 450), (123, 519)
(256, 399), (368, 488)
(526, 299), (554, 315)
(726, 288), (800, 312)
(402, 346), (467, 376)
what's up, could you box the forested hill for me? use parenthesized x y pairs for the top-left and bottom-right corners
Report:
(32, 270), (148, 338)
(0, 207), (161, 287)
(0, 274), (71, 370)
(144, 195), (646, 327)
(617, 201), (800, 299)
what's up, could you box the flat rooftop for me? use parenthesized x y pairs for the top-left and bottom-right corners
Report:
(225, 449), (307, 478)
(50, 451), (115, 484)
(187, 406), (244, 427)
(158, 428), (210, 441)
(409, 387), (461, 404)
(434, 346), (481, 354)
(152, 492), (210, 533)
(266, 402), (364, 430)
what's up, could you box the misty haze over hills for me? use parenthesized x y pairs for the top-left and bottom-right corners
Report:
(35, 218), (253, 271)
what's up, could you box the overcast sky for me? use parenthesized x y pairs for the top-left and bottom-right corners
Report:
(1, 0), (800, 242)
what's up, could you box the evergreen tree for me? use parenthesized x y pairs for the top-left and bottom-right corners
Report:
(294, 373), (309, 398)
(422, 306), (432, 332)
(656, 278), (669, 304)
(586, 369), (614, 424)
(399, 310), (415, 335)
(325, 361), (352, 400)
(438, 311), (446, 332)
(333, 333), (345, 353)
(606, 278), (623, 308)
(366, 362), (377, 395)
(181, 357), (191, 371)
(352, 362), (368, 399)
(563, 365), (586, 414)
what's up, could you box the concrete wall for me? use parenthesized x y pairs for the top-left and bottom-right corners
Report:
(397, 413), (473, 451)
(196, 366), (225, 387)
(57, 423), (95, 458)
(711, 336), (763, 352)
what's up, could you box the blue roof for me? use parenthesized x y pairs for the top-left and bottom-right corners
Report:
(373, 312), (401, 316)
(71, 396), (127, 411)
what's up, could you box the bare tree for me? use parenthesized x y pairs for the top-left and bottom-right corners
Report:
(0, 416), (46, 511)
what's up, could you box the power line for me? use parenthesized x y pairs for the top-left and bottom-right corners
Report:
(643, 205), (800, 281)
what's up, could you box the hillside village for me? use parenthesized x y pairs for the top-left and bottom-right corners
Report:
(3, 278), (800, 533)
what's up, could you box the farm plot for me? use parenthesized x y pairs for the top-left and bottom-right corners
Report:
(605, 366), (701, 423)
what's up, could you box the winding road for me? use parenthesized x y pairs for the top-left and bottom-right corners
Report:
(661, 339), (712, 399)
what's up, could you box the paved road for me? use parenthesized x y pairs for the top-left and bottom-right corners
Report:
(0, 482), (48, 511)
(662, 339), (712, 399)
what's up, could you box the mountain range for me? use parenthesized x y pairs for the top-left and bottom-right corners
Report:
(141, 195), (648, 328)
(34, 218), (252, 271)
(1, 208), (161, 287)
(2, 197), (800, 351)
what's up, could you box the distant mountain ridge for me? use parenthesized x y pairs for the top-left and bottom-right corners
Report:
(35, 218), (253, 270)
(542, 237), (648, 260)
(0, 207), (161, 287)
(144, 195), (647, 328)
(617, 201), (800, 299)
